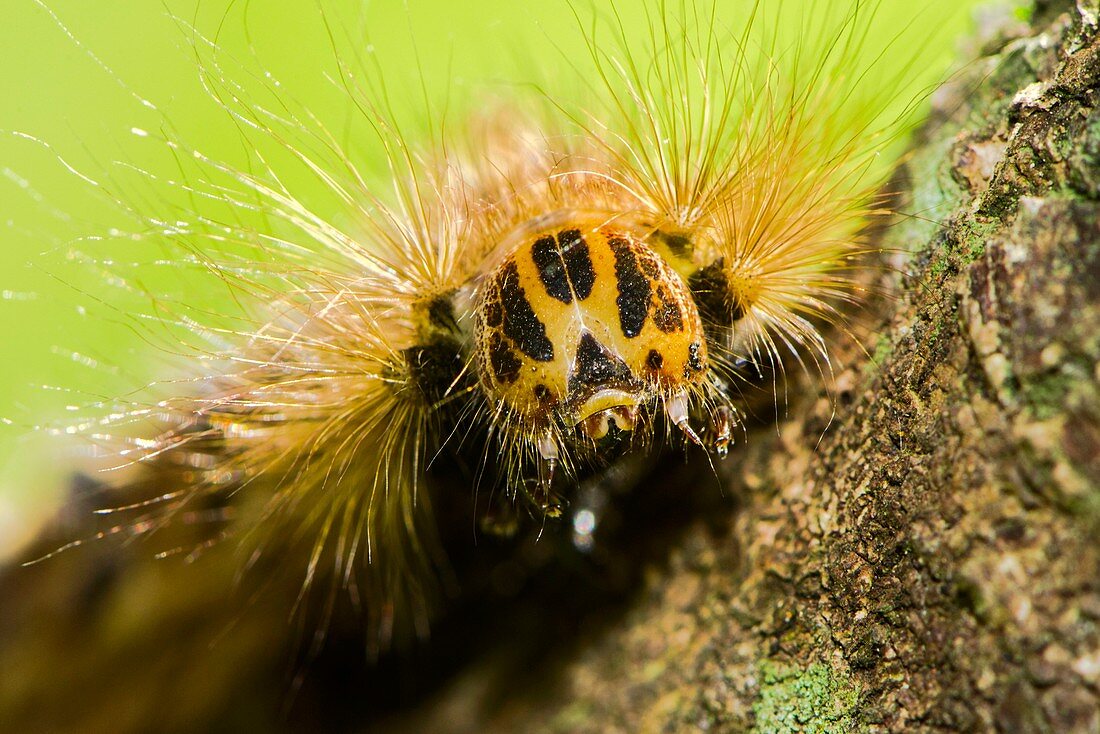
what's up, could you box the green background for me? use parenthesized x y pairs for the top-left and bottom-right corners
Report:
(0, 0), (984, 551)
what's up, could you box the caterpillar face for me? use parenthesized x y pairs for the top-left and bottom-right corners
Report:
(472, 221), (707, 443)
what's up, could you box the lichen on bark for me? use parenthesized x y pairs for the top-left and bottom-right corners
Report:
(752, 662), (861, 734)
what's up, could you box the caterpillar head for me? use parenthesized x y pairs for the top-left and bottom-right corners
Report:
(472, 221), (709, 451)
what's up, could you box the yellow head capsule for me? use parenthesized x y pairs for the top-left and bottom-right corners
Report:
(473, 220), (707, 440)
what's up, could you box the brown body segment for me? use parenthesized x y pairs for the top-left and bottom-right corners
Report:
(473, 222), (707, 430)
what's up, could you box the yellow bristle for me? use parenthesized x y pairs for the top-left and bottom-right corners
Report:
(12, 0), (961, 654)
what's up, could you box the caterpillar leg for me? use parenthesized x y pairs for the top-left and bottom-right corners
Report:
(477, 480), (565, 538)
(665, 390), (704, 448)
(521, 480), (566, 521)
(478, 432), (565, 536)
(522, 432), (565, 520)
(710, 404), (735, 459)
(536, 431), (558, 489)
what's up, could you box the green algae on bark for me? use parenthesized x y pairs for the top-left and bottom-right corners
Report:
(752, 662), (861, 734)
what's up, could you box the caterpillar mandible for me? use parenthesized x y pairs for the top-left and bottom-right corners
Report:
(1, 0), (969, 706)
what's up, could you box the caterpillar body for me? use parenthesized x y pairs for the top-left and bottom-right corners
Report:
(5, 0), (964, 698)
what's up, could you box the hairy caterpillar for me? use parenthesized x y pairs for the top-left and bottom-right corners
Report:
(0, 0), (972, 727)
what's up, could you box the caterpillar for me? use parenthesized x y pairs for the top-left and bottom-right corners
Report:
(1, 0), (969, 722)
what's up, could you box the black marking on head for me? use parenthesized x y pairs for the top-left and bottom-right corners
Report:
(531, 236), (567, 301)
(684, 341), (705, 378)
(533, 383), (557, 408)
(688, 259), (746, 325)
(638, 253), (661, 280)
(568, 331), (633, 395)
(557, 229), (596, 299)
(646, 349), (664, 371)
(484, 291), (503, 328)
(609, 237), (651, 338)
(499, 261), (554, 361)
(488, 333), (522, 384)
(404, 338), (468, 403)
(530, 229), (595, 304)
(652, 284), (684, 333)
